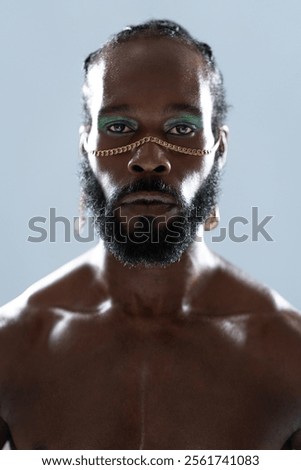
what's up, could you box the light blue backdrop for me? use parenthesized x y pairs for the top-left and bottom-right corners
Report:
(0, 0), (300, 309)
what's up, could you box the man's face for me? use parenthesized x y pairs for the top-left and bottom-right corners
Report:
(81, 37), (225, 266)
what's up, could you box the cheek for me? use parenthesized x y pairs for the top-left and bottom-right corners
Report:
(87, 154), (116, 199)
(87, 127), (129, 199)
(181, 172), (202, 205)
(180, 155), (214, 205)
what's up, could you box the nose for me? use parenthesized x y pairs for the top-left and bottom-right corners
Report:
(127, 141), (171, 175)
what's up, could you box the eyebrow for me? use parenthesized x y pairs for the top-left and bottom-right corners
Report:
(98, 104), (130, 115)
(163, 104), (202, 115)
(98, 103), (202, 116)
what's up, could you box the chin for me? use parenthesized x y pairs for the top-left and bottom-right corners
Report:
(104, 235), (193, 268)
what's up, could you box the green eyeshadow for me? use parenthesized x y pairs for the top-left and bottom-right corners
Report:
(98, 115), (138, 130)
(164, 114), (203, 130)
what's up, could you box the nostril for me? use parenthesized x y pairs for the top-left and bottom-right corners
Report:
(128, 162), (170, 174)
(132, 165), (144, 173)
(154, 165), (167, 173)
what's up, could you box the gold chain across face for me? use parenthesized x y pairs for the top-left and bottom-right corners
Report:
(90, 134), (221, 158)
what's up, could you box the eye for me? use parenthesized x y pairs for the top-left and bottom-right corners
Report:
(168, 124), (196, 136)
(106, 122), (134, 134)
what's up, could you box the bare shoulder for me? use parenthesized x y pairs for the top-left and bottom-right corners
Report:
(0, 294), (56, 369)
(0, 284), (66, 448)
(0, 296), (56, 447)
(205, 254), (301, 378)
(205, 253), (298, 316)
(11, 246), (106, 313)
(0, 246), (106, 368)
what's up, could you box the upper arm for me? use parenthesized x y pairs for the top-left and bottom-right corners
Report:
(0, 300), (26, 450)
(279, 310), (301, 450)
(0, 417), (9, 449)
(291, 430), (301, 449)
(282, 429), (301, 449)
(0, 309), (13, 449)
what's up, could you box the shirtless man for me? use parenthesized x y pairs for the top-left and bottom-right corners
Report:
(1, 19), (301, 450)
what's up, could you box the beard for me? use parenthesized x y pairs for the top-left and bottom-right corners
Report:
(79, 157), (221, 267)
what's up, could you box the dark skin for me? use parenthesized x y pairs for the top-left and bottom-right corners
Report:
(1, 37), (301, 450)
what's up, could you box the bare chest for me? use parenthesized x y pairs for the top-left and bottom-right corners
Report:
(3, 319), (299, 449)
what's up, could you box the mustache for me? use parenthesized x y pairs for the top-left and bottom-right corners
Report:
(80, 157), (185, 212)
(110, 178), (184, 208)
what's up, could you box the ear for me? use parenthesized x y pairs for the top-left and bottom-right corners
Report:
(79, 125), (90, 156)
(216, 125), (229, 169)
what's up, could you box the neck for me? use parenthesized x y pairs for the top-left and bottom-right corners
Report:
(95, 234), (215, 319)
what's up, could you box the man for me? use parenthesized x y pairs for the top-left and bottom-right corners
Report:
(1, 19), (301, 450)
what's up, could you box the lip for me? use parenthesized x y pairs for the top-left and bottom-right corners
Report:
(119, 191), (176, 205)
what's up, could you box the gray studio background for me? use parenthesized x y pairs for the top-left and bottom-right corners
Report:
(0, 0), (300, 309)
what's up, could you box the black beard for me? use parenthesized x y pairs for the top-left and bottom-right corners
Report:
(79, 158), (221, 267)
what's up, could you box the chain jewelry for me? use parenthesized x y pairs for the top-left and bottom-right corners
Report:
(90, 134), (221, 158)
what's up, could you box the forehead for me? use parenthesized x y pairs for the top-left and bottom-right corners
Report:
(86, 37), (211, 116)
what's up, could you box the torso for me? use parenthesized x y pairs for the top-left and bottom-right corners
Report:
(1, 250), (301, 449)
